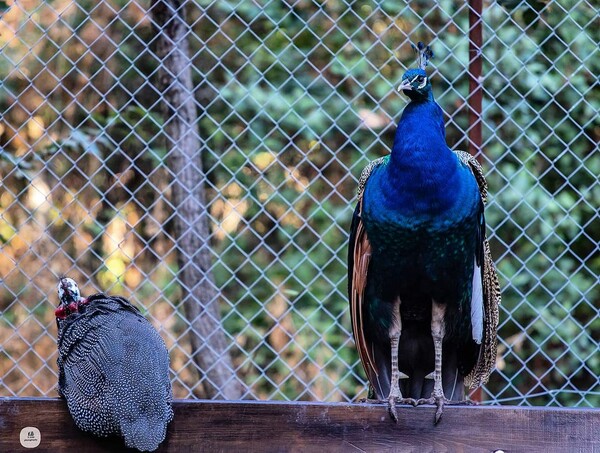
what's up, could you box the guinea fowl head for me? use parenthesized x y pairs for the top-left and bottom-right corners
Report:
(56, 277), (84, 319)
(397, 42), (434, 102)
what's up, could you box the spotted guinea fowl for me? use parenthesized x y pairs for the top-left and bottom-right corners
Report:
(348, 42), (500, 424)
(55, 277), (173, 451)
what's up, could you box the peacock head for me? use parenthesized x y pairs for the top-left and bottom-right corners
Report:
(56, 277), (85, 319)
(397, 42), (434, 101)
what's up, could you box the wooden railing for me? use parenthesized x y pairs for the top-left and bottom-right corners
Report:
(1, 398), (599, 451)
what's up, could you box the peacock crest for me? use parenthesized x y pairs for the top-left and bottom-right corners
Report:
(410, 41), (434, 70)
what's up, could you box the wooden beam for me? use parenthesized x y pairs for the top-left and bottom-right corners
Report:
(1, 398), (599, 451)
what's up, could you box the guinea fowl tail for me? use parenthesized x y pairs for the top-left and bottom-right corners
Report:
(121, 415), (170, 452)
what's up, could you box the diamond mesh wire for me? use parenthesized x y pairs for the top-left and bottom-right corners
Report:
(0, 0), (598, 406)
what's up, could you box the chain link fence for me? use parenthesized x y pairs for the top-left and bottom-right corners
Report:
(0, 0), (598, 406)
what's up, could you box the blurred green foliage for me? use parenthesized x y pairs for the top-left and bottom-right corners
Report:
(482, 0), (599, 406)
(0, 0), (597, 404)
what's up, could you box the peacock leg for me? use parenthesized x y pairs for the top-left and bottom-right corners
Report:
(416, 300), (449, 424)
(387, 297), (414, 422)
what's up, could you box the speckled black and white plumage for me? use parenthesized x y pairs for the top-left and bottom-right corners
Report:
(56, 289), (173, 452)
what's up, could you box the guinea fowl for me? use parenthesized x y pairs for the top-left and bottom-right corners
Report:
(348, 42), (501, 423)
(55, 277), (173, 451)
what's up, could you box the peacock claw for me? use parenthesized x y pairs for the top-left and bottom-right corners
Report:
(357, 397), (413, 405)
(356, 396), (414, 422)
(415, 396), (447, 424)
(435, 401), (444, 425)
(387, 397), (416, 422)
(388, 399), (398, 422)
(394, 397), (417, 406)
(357, 397), (385, 404)
(415, 396), (475, 424)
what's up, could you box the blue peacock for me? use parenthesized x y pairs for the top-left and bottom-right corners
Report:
(348, 42), (501, 424)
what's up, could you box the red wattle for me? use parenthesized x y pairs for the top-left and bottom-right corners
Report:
(55, 306), (67, 319)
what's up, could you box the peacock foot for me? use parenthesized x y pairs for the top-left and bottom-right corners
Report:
(387, 396), (417, 422)
(415, 395), (475, 424)
(454, 399), (477, 406)
(357, 397), (385, 403)
(357, 397), (415, 405)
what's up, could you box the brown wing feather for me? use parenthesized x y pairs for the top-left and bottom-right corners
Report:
(350, 200), (380, 387)
(350, 157), (389, 390)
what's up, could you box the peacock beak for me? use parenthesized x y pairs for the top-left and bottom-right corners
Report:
(397, 79), (413, 92)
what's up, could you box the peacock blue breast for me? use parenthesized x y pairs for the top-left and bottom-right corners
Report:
(361, 155), (481, 333)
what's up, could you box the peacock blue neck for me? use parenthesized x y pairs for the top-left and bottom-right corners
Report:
(379, 97), (461, 216)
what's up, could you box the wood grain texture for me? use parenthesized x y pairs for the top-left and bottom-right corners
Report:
(1, 398), (599, 452)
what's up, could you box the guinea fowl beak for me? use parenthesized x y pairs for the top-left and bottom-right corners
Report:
(397, 79), (412, 92)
